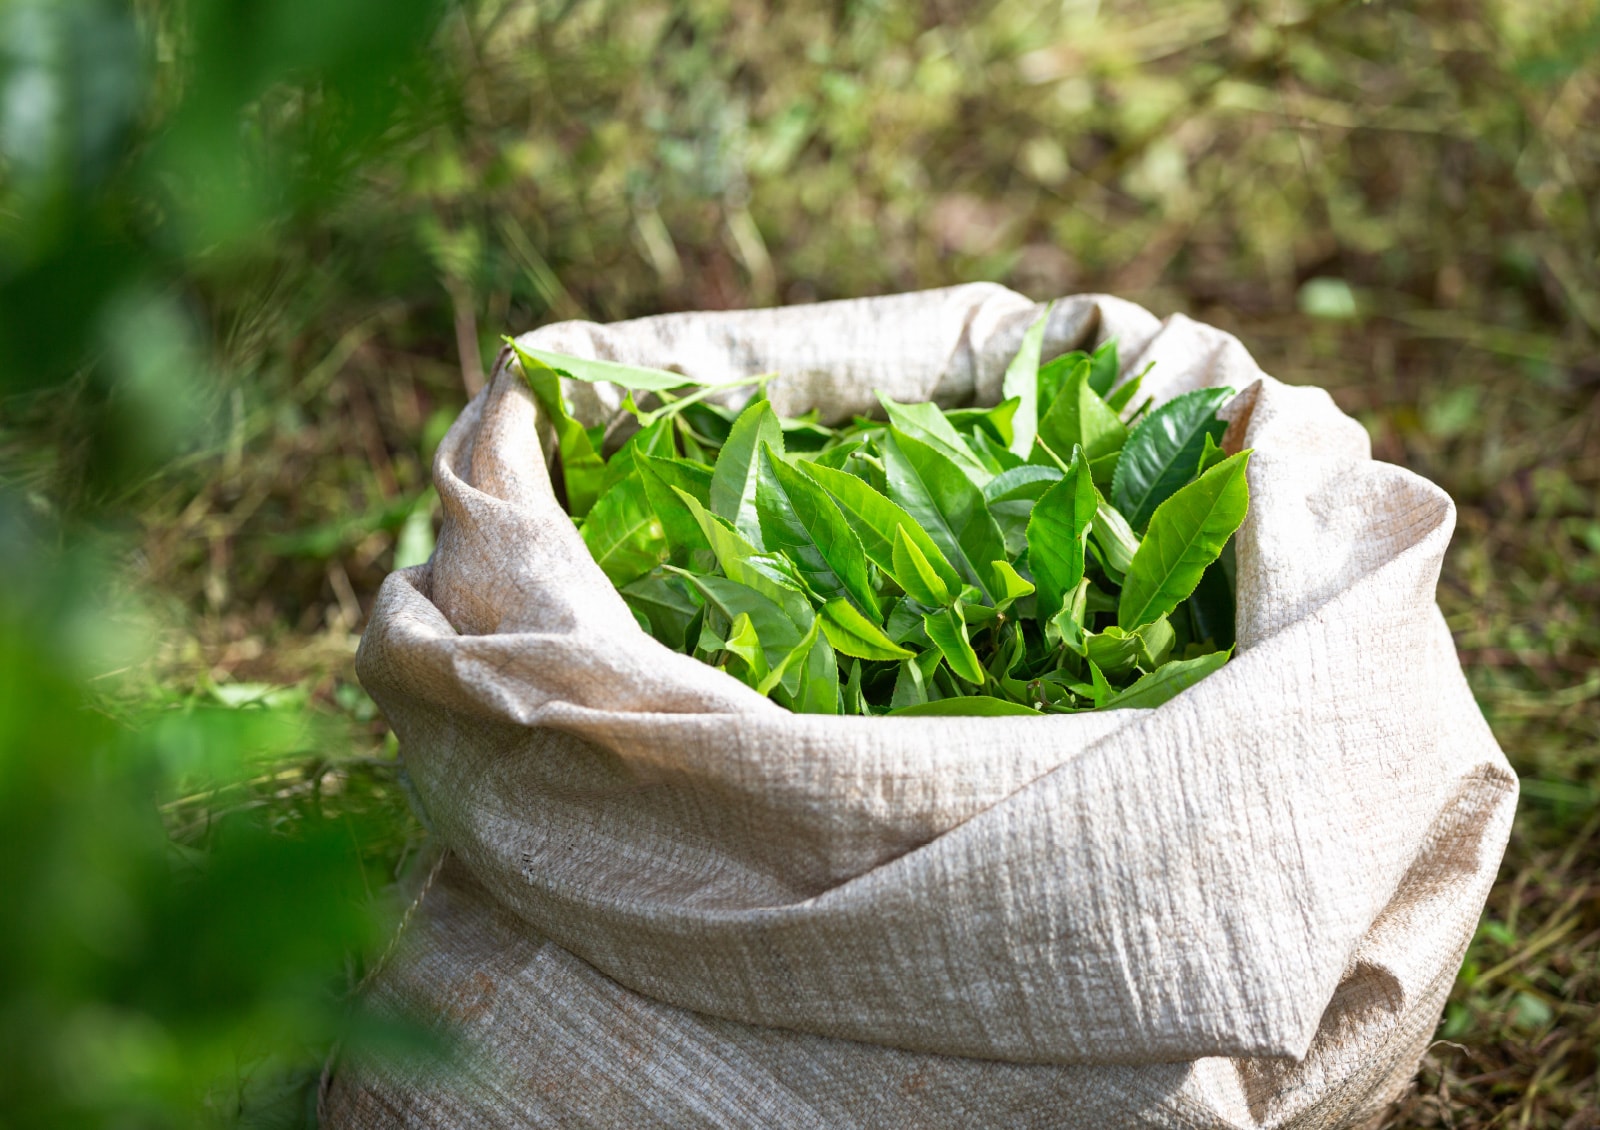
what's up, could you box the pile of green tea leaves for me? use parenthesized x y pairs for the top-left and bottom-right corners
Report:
(508, 311), (1249, 717)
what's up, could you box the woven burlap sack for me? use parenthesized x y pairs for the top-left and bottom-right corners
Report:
(326, 285), (1516, 1128)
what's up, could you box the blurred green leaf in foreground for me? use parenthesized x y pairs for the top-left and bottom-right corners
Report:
(0, 0), (444, 1124)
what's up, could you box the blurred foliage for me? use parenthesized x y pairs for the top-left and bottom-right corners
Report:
(0, 0), (1596, 1125)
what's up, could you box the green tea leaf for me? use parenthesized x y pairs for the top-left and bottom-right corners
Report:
(510, 343), (745, 392)
(989, 559), (1035, 606)
(1002, 305), (1051, 456)
(888, 696), (1040, 717)
(923, 604), (985, 684)
(819, 598), (915, 661)
(877, 393), (992, 487)
(1105, 368), (1146, 415)
(891, 525), (952, 606)
(711, 399), (783, 544)
(1111, 387), (1233, 532)
(1118, 450), (1252, 629)
(985, 463), (1063, 555)
(1091, 500), (1141, 579)
(800, 460), (964, 595)
(1195, 432), (1227, 477)
(1081, 618), (1174, 676)
(881, 430), (1007, 601)
(756, 444), (880, 620)
(510, 343), (607, 518)
(636, 452), (714, 557)
(674, 488), (815, 626)
(756, 615), (822, 696)
(620, 571), (700, 651)
(1102, 648), (1232, 710)
(1087, 658), (1113, 708)
(722, 612), (771, 686)
(672, 570), (806, 694)
(1087, 340), (1119, 397)
(790, 630), (840, 713)
(1036, 359), (1127, 480)
(1025, 447), (1096, 622)
(581, 474), (668, 587)
(946, 398), (1021, 450)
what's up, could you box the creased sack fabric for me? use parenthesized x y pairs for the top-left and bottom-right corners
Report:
(326, 284), (1516, 1129)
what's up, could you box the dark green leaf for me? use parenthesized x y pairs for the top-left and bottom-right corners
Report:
(881, 430), (1007, 600)
(711, 399), (782, 544)
(1183, 557), (1235, 650)
(619, 571), (700, 651)
(756, 443), (880, 619)
(1088, 339), (1119, 398)
(888, 696), (1040, 717)
(1111, 387), (1233, 532)
(1118, 450), (1252, 629)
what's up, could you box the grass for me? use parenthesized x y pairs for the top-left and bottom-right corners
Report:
(3, 0), (1597, 1123)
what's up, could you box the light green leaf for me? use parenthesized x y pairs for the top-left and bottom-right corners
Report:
(888, 696), (1040, 717)
(1118, 450), (1252, 629)
(723, 612), (771, 687)
(672, 570), (806, 694)
(985, 463), (1063, 555)
(1195, 432), (1227, 477)
(881, 430), (1007, 601)
(756, 444), (880, 620)
(510, 342), (751, 392)
(1105, 363), (1149, 414)
(923, 604), (985, 684)
(756, 615), (822, 696)
(1002, 305), (1051, 456)
(820, 599), (913, 661)
(1025, 447), (1096, 622)
(1111, 387), (1233, 532)
(581, 474), (668, 587)
(790, 630), (840, 713)
(799, 461), (963, 595)
(877, 393), (992, 487)
(1102, 648), (1232, 710)
(510, 343), (607, 517)
(1091, 500), (1141, 578)
(674, 488), (814, 627)
(1036, 360), (1127, 478)
(891, 526), (952, 606)
(711, 399), (783, 544)
(989, 560), (1035, 606)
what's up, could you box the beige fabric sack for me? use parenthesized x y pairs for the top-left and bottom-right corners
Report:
(326, 284), (1517, 1128)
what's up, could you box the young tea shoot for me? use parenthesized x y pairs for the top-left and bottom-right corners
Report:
(507, 311), (1249, 717)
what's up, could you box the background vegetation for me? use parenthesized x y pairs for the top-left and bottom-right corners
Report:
(0, 0), (1594, 1125)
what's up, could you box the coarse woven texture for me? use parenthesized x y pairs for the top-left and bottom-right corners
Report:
(328, 284), (1517, 1128)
